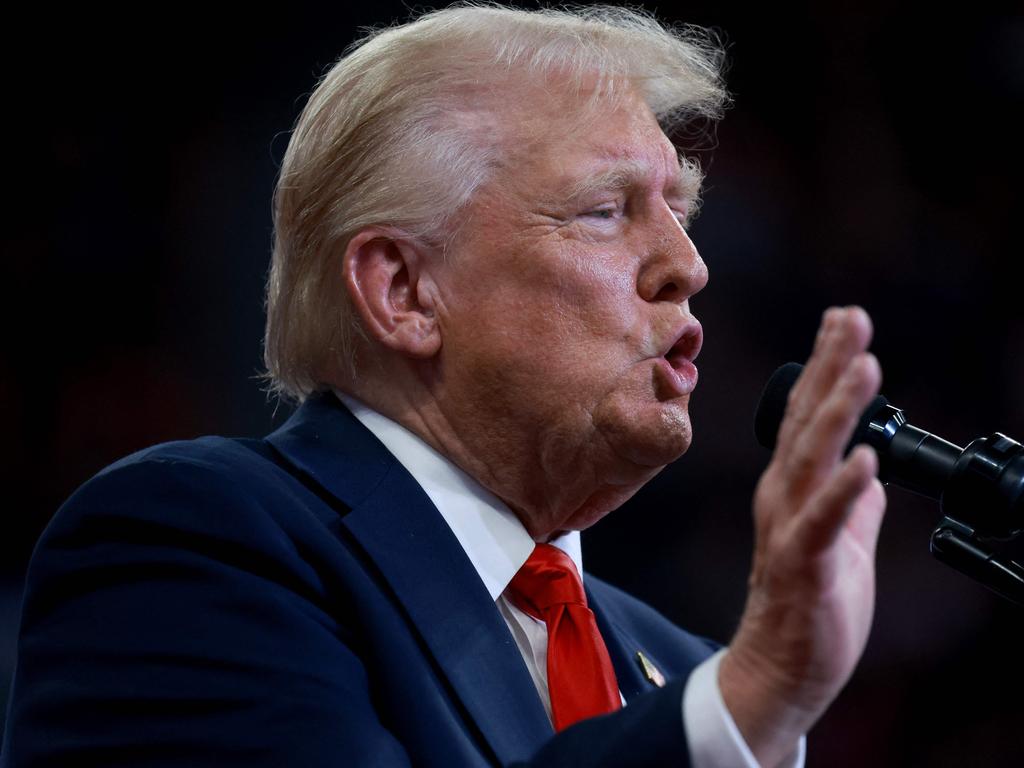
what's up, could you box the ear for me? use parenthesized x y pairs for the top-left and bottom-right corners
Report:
(342, 228), (442, 359)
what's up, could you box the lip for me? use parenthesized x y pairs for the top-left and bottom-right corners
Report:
(664, 319), (703, 364)
(654, 319), (702, 397)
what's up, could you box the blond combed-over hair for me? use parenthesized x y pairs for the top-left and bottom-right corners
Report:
(264, 3), (728, 402)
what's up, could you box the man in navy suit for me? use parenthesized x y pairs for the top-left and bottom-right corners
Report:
(2, 5), (886, 767)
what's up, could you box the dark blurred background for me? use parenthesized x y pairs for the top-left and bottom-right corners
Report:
(2, 1), (1022, 764)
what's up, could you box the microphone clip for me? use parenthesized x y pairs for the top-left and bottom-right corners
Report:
(930, 516), (1024, 607)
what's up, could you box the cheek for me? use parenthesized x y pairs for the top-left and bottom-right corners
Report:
(537, 256), (643, 344)
(443, 246), (644, 380)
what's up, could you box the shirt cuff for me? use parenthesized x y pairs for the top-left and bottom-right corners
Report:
(682, 648), (806, 768)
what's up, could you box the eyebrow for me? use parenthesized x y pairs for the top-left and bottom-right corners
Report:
(556, 157), (704, 206)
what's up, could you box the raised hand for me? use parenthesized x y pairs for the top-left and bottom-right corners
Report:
(718, 306), (887, 768)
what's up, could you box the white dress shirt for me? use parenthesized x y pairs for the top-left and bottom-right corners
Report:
(339, 393), (804, 767)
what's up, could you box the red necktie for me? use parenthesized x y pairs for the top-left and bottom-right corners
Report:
(506, 543), (621, 731)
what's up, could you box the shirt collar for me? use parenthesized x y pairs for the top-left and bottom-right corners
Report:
(336, 391), (583, 600)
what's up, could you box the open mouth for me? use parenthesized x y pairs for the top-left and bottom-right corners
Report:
(665, 324), (702, 369)
(655, 321), (702, 397)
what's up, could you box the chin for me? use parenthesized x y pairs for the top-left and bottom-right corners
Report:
(624, 431), (692, 468)
(606, 407), (694, 470)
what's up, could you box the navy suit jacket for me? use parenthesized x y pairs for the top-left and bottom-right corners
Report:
(2, 392), (717, 767)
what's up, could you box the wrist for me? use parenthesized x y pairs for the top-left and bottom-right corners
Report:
(718, 645), (814, 768)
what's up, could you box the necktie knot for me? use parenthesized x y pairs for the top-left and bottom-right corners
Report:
(506, 543), (586, 617)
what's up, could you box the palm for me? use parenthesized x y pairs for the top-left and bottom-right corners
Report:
(808, 476), (886, 689)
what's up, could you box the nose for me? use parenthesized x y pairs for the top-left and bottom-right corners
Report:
(636, 224), (708, 304)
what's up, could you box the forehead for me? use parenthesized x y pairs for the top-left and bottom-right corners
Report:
(493, 83), (685, 198)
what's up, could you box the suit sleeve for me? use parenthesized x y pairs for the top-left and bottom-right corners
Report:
(1, 457), (413, 768)
(515, 682), (690, 768)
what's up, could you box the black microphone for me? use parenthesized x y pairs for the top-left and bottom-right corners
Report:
(754, 362), (1024, 540)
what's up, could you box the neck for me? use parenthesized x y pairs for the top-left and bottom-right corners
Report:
(331, 360), (650, 539)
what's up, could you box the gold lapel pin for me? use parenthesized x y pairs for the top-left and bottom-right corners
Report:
(636, 651), (666, 688)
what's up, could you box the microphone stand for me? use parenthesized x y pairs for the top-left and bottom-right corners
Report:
(930, 518), (1024, 607)
(924, 432), (1024, 607)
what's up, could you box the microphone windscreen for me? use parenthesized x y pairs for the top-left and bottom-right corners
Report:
(754, 363), (804, 449)
(753, 362), (890, 453)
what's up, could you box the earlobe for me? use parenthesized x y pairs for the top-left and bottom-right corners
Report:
(343, 228), (442, 359)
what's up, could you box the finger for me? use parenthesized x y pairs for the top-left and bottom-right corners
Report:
(797, 444), (880, 554)
(845, 477), (887, 553)
(775, 308), (843, 450)
(785, 351), (882, 488)
(776, 307), (873, 454)
(804, 306), (873, 404)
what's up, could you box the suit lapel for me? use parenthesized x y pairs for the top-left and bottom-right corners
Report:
(587, 583), (664, 702)
(266, 393), (552, 764)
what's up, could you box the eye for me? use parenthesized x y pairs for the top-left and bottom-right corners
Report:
(671, 199), (700, 229)
(581, 206), (620, 221)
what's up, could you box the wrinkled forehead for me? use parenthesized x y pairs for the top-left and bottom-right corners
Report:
(482, 78), (688, 196)
(497, 71), (668, 147)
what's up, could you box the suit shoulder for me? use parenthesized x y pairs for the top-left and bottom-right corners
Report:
(95, 435), (280, 489)
(64, 433), (317, 517)
(23, 433), (350, 628)
(41, 434), (329, 557)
